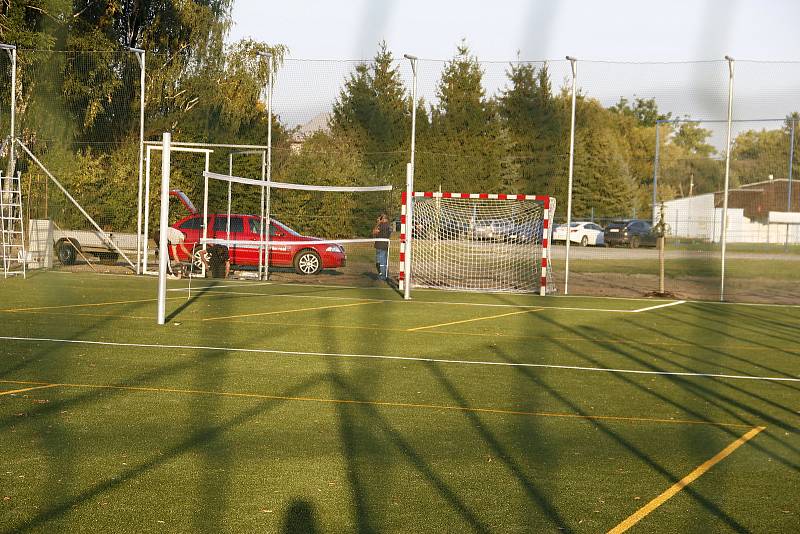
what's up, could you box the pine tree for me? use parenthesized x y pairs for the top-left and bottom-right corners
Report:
(421, 42), (507, 193)
(330, 42), (409, 184)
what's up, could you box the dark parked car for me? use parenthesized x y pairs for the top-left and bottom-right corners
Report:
(413, 215), (470, 240)
(603, 219), (656, 248)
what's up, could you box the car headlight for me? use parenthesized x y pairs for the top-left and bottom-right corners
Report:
(326, 245), (343, 253)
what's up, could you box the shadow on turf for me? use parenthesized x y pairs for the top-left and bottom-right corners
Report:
(165, 279), (226, 323)
(488, 343), (752, 532)
(4, 377), (324, 532)
(531, 306), (799, 469)
(282, 499), (320, 534)
(424, 360), (571, 529)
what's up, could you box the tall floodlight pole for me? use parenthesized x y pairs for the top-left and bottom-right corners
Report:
(131, 47), (146, 275)
(0, 44), (17, 177)
(157, 132), (171, 325)
(564, 56), (578, 295)
(258, 51), (273, 281)
(720, 56), (735, 302)
(403, 54), (418, 300)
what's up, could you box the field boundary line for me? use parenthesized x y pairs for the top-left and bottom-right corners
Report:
(0, 378), (755, 429)
(632, 300), (686, 313)
(407, 308), (545, 331)
(201, 300), (379, 321)
(607, 425), (766, 533)
(688, 299), (800, 309)
(0, 383), (60, 396)
(2, 336), (798, 383)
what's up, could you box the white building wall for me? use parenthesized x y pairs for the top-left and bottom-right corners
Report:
(663, 196), (800, 244)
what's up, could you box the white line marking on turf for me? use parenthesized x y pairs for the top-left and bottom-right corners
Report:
(632, 300), (686, 313)
(1, 336), (797, 383)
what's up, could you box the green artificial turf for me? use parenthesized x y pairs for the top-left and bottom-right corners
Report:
(0, 272), (798, 533)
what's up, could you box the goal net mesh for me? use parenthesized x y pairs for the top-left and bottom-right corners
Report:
(407, 195), (555, 294)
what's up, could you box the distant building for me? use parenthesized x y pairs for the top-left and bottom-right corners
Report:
(290, 112), (331, 154)
(662, 178), (800, 244)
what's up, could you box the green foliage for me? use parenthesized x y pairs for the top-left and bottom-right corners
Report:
(417, 43), (509, 194)
(275, 132), (388, 238)
(610, 96), (671, 127)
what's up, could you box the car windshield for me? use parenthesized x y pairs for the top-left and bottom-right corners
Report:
(272, 220), (302, 237)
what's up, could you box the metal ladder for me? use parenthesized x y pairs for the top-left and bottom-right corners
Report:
(1, 171), (26, 278)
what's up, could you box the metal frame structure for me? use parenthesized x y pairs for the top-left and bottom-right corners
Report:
(16, 139), (136, 269)
(142, 143), (212, 276)
(0, 170), (25, 278)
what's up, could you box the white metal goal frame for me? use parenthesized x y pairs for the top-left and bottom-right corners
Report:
(399, 191), (556, 297)
(142, 141), (275, 278)
(141, 143), (212, 276)
(199, 170), (394, 260)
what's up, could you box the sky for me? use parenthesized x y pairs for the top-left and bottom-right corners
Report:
(227, 0), (800, 62)
(227, 0), (800, 139)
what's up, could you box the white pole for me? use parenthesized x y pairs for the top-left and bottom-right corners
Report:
(565, 56), (578, 295)
(259, 149), (266, 278)
(157, 132), (171, 325)
(143, 146), (152, 272)
(720, 56), (735, 302)
(203, 152), (210, 278)
(226, 153), (232, 236)
(133, 48), (145, 275)
(9, 46), (16, 170)
(258, 51), (273, 281)
(403, 54), (418, 300)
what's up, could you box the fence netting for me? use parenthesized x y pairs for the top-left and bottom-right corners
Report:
(1, 49), (798, 303)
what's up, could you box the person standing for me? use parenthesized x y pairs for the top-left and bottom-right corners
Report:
(372, 213), (391, 281)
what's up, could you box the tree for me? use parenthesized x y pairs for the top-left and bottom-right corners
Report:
(419, 42), (509, 193)
(610, 96), (670, 127)
(330, 42), (409, 185)
(673, 122), (716, 156)
(498, 61), (566, 197)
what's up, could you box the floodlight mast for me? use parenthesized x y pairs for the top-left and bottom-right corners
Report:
(403, 53), (418, 300)
(564, 56), (578, 295)
(720, 55), (735, 302)
(0, 44), (16, 176)
(131, 46), (146, 275)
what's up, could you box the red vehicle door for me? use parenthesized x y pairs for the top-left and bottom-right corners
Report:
(268, 220), (294, 267)
(175, 215), (204, 252)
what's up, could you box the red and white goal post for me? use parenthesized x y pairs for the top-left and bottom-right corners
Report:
(399, 192), (556, 297)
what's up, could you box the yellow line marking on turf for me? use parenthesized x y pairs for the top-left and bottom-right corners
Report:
(407, 308), (545, 331)
(607, 425), (767, 534)
(201, 300), (379, 321)
(0, 383), (60, 396)
(0, 379), (754, 429)
(1, 296), (182, 313)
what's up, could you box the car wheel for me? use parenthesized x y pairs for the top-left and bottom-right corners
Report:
(630, 236), (640, 249)
(192, 246), (210, 270)
(293, 249), (322, 275)
(580, 235), (589, 247)
(56, 240), (78, 265)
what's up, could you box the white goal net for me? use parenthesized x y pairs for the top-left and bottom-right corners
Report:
(400, 192), (555, 295)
